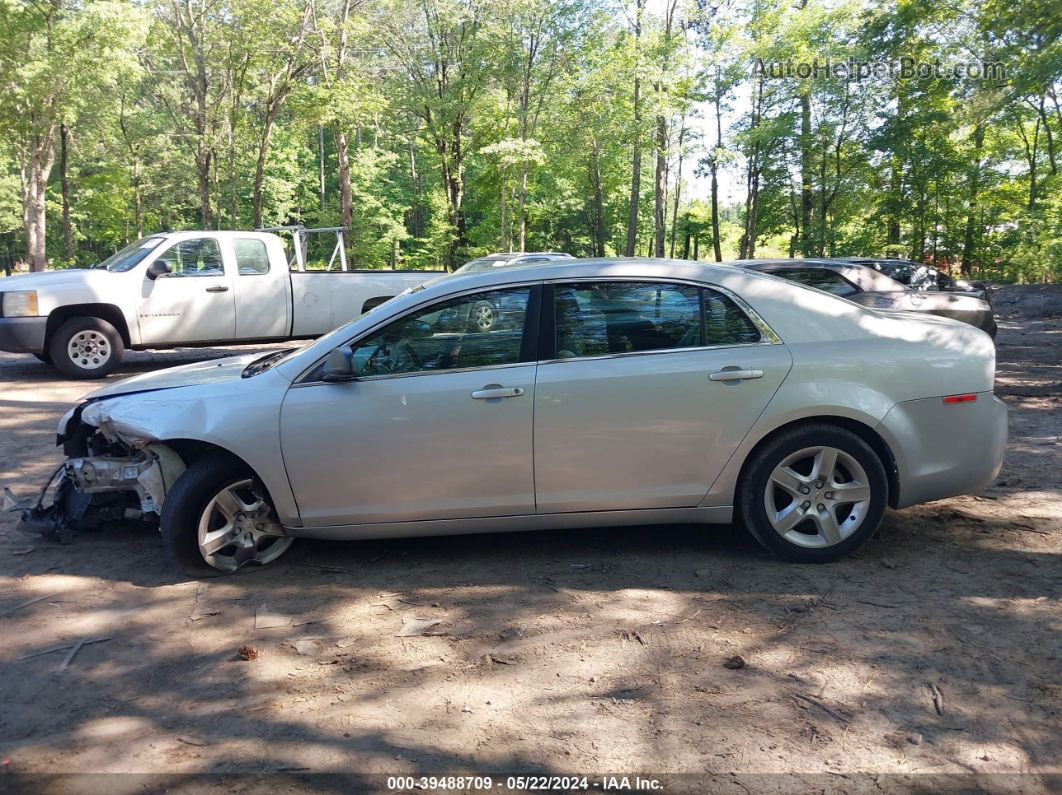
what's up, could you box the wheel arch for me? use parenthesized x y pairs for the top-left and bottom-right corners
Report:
(731, 415), (901, 518)
(46, 303), (132, 348)
(158, 437), (299, 526)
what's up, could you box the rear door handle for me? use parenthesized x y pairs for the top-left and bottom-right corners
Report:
(709, 369), (764, 382)
(205, 285), (229, 293)
(471, 387), (525, 399)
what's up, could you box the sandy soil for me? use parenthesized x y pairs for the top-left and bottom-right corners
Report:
(0, 286), (1059, 793)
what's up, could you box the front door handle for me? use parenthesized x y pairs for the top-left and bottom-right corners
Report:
(205, 285), (229, 293)
(709, 369), (764, 382)
(471, 386), (525, 399)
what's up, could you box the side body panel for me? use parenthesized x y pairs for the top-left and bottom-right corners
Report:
(233, 235), (292, 339)
(699, 327), (998, 507)
(135, 236), (236, 344)
(289, 272), (434, 336)
(876, 393), (1007, 507)
(533, 344), (792, 512)
(279, 365), (538, 526)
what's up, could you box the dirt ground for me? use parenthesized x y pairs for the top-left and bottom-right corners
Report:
(0, 286), (1059, 794)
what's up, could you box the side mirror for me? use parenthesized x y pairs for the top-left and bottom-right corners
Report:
(147, 260), (172, 280)
(322, 346), (357, 382)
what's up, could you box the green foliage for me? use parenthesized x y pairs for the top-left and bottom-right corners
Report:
(0, 0), (1057, 282)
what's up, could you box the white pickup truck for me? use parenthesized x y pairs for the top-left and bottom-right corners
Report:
(0, 231), (439, 378)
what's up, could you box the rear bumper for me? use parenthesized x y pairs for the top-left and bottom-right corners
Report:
(0, 317), (48, 354)
(877, 392), (1007, 508)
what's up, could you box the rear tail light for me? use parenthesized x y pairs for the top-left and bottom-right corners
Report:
(943, 394), (977, 405)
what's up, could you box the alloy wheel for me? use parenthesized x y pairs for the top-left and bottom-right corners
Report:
(763, 445), (873, 549)
(196, 478), (293, 572)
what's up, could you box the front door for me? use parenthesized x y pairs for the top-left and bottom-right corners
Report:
(280, 285), (539, 527)
(534, 280), (792, 513)
(137, 237), (236, 344)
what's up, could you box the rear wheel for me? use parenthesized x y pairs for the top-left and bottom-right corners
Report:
(48, 316), (124, 379)
(161, 454), (294, 577)
(739, 424), (887, 562)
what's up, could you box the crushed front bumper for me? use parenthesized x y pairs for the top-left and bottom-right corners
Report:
(6, 445), (186, 541)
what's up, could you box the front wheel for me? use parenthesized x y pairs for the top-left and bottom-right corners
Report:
(739, 424), (888, 563)
(48, 316), (124, 379)
(161, 454), (294, 577)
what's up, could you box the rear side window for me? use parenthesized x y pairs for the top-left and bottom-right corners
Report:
(234, 238), (270, 275)
(772, 268), (859, 297)
(554, 281), (702, 357)
(703, 289), (762, 345)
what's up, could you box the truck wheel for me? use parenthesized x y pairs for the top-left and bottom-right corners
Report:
(161, 454), (294, 578)
(48, 317), (124, 379)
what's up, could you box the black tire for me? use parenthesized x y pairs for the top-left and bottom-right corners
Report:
(160, 454), (293, 578)
(33, 352), (52, 364)
(738, 423), (888, 563)
(48, 316), (124, 379)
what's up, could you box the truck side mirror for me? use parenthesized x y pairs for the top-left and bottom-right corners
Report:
(147, 260), (172, 280)
(322, 346), (357, 382)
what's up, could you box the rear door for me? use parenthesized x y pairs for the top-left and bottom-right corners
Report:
(533, 280), (791, 513)
(232, 237), (290, 339)
(136, 237), (236, 344)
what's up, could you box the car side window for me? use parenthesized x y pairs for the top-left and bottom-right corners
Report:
(703, 289), (763, 345)
(350, 287), (531, 377)
(554, 281), (702, 358)
(156, 238), (224, 277)
(234, 239), (270, 275)
(772, 268), (858, 297)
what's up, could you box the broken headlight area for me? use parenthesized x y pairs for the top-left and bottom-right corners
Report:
(6, 417), (185, 542)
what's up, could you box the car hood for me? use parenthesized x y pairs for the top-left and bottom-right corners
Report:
(82, 352), (278, 401)
(0, 269), (106, 290)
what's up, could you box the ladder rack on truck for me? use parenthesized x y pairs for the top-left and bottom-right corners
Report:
(256, 225), (349, 272)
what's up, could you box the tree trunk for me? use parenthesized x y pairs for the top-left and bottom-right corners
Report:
(252, 106), (280, 229)
(22, 133), (55, 272)
(590, 138), (606, 257)
(337, 128), (353, 233)
(711, 83), (722, 262)
(624, 0), (644, 257)
(196, 146), (213, 229)
(669, 119), (685, 258)
(60, 124), (74, 261)
(499, 168), (509, 250)
(653, 115), (667, 257)
(960, 123), (985, 276)
(518, 160), (529, 251)
(799, 92), (813, 256)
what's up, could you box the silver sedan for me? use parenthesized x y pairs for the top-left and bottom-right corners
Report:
(31, 258), (1006, 575)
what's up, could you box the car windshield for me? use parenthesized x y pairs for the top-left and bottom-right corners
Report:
(93, 237), (168, 272)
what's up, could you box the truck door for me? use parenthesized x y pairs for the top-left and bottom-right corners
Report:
(232, 237), (290, 339)
(136, 237), (236, 344)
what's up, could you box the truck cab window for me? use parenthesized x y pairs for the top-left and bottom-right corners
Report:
(157, 239), (224, 277)
(234, 239), (270, 275)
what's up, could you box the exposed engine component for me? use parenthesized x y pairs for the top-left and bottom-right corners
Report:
(7, 417), (186, 542)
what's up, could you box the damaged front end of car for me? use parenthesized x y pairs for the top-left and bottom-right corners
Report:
(5, 399), (186, 542)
